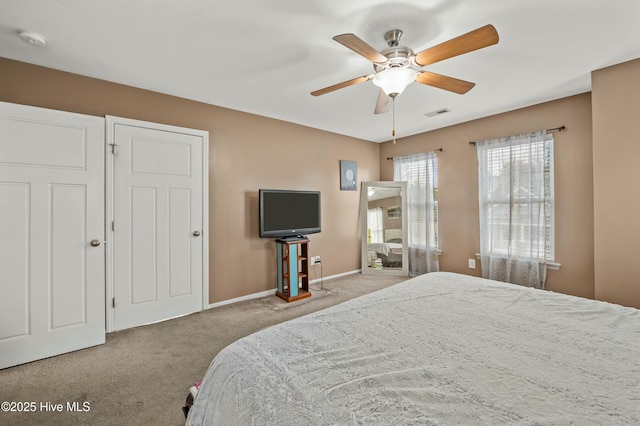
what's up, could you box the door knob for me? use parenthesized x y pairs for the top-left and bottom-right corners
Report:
(90, 239), (102, 247)
(193, 231), (201, 237)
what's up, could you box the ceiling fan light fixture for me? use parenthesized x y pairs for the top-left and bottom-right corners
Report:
(372, 67), (416, 96)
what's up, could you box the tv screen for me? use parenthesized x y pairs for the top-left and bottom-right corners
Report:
(259, 189), (321, 238)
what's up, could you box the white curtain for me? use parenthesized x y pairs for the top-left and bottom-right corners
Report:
(394, 152), (439, 275)
(477, 130), (553, 289)
(367, 207), (383, 243)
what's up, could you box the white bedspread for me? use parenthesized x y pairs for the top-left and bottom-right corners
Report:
(368, 242), (402, 256)
(187, 272), (640, 425)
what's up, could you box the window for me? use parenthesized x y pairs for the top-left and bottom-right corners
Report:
(477, 132), (554, 262)
(367, 207), (383, 243)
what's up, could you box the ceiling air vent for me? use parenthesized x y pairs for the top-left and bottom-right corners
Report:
(425, 108), (450, 118)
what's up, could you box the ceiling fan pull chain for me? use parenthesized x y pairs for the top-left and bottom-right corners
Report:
(392, 96), (397, 144)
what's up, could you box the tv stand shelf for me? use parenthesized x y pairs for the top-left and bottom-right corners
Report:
(275, 238), (311, 302)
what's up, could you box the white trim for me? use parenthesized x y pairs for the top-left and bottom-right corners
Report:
(310, 268), (360, 284)
(205, 269), (362, 310)
(200, 127), (210, 310)
(206, 289), (276, 310)
(104, 116), (209, 332)
(105, 119), (115, 332)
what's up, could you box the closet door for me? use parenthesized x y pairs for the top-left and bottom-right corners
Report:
(0, 102), (105, 369)
(108, 117), (207, 331)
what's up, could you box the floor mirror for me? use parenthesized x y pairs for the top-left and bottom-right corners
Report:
(361, 181), (408, 276)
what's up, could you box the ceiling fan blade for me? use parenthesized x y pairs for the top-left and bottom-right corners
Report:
(374, 90), (392, 114)
(311, 75), (373, 96)
(416, 71), (476, 94)
(333, 33), (388, 64)
(414, 24), (499, 67)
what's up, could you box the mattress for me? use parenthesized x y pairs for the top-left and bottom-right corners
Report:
(187, 272), (640, 425)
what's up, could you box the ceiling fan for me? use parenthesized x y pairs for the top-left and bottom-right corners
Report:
(311, 24), (499, 114)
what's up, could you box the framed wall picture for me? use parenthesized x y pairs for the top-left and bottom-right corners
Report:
(388, 205), (401, 219)
(340, 160), (357, 191)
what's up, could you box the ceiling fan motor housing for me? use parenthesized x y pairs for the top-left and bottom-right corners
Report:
(374, 45), (415, 73)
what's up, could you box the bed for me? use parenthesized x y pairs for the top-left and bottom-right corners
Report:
(186, 272), (640, 425)
(367, 228), (403, 267)
(367, 242), (402, 267)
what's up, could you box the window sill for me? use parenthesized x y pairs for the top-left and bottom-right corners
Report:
(474, 253), (561, 270)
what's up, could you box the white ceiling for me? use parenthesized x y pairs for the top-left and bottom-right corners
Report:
(1, 0), (639, 143)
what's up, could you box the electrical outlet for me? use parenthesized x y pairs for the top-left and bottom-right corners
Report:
(311, 255), (321, 265)
(468, 259), (476, 269)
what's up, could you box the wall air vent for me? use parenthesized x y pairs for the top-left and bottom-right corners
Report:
(425, 108), (450, 118)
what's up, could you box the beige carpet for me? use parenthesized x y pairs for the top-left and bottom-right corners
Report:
(0, 273), (408, 426)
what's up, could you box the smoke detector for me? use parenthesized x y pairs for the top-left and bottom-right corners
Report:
(19, 31), (47, 47)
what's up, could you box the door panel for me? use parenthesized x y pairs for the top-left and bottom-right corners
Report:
(130, 186), (158, 305)
(131, 138), (191, 176)
(50, 184), (88, 329)
(111, 120), (204, 331)
(169, 188), (192, 297)
(0, 119), (87, 169)
(0, 182), (29, 340)
(0, 101), (105, 370)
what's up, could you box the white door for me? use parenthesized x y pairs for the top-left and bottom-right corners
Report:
(0, 102), (105, 370)
(108, 117), (206, 331)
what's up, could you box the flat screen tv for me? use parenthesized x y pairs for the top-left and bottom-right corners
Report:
(259, 189), (321, 239)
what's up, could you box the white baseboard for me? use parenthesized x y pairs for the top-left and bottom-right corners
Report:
(310, 268), (360, 284)
(205, 269), (362, 310)
(206, 288), (275, 310)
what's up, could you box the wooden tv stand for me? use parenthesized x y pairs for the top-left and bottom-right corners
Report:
(275, 238), (311, 302)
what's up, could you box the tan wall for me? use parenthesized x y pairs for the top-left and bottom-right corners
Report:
(0, 58), (379, 304)
(592, 58), (640, 308)
(6, 56), (634, 307)
(380, 93), (595, 299)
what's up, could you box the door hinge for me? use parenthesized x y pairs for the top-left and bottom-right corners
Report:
(111, 221), (115, 231)
(110, 143), (117, 155)
(112, 298), (115, 308)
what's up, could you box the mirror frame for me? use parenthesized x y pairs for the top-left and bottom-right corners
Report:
(361, 181), (408, 276)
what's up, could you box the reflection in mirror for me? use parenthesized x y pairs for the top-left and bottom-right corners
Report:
(361, 181), (408, 276)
